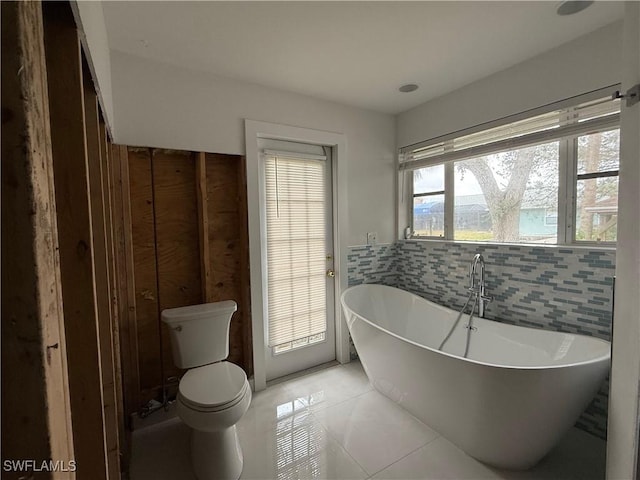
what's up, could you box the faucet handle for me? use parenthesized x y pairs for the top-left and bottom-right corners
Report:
(481, 294), (493, 303)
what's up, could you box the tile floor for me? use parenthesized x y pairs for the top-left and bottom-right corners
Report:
(130, 361), (606, 480)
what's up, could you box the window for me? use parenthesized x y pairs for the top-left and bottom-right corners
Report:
(400, 88), (621, 245)
(453, 141), (559, 243)
(575, 129), (619, 242)
(412, 164), (445, 237)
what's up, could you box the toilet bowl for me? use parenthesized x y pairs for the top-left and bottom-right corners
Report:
(161, 301), (251, 480)
(177, 362), (252, 480)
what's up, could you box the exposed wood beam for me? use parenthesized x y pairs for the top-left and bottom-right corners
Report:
(111, 144), (141, 421)
(99, 123), (129, 472)
(1, 1), (75, 475)
(128, 148), (161, 407)
(42, 2), (108, 478)
(196, 152), (213, 302)
(83, 64), (121, 480)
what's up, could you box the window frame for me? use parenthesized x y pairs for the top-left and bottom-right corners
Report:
(400, 88), (620, 247)
(410, 163), (448, 239)
(568, 130), (620, 245)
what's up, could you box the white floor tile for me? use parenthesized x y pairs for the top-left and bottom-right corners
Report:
(373, 428), (606, 480)
(505, 428), (606, 480)
(130, 361), (606, 480)
(313, 389), (440, 476)
(281, 362), (373, 413)
(372, 436), (501, 480)
(130, 417), (196, 480)
(238, 381), (303, 436)
(240, 414), (367, 480)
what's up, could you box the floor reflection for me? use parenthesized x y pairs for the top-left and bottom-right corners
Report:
(274, 393), (325, 480)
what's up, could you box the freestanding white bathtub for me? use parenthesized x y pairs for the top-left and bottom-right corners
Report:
(341, 284), (611, 470)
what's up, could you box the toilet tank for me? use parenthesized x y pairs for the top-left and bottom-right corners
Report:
(161, 301), (237, 369)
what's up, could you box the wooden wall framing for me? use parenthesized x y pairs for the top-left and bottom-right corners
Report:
(109, 144), (136, 468)
(42, 3), (110, 478)
(1, 2), (76, 476)
(2, 2), (251, 474)
(1, 1), (133, 477)
(82, 60), (122, 479)
(124, 148), (252, 415)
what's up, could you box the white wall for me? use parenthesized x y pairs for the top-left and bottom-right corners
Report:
(397, 21), (623, 148)
(72, 1), (114, 132)
(110, 51), (396, 247)
(607, 4), (640, 478)
(107, 22), (622, 249)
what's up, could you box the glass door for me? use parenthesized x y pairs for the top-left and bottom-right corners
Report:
(262, 146), (335, 380)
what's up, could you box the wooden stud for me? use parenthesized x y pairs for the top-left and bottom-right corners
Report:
(197, 152), (213, 302)
(128, 147), (161, 407)
(83, 63), (121, 480)
(99, 122), (127, 473)
(42, 2), (108, 478)
(121, 150), (138, 316)
(103, 137), (131, 472)
(1, 0), (75, 473)
(111, 144), (141, 420)
(111, 143), (132, 420)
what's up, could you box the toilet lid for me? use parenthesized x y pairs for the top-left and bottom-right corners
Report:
(179, 362), (247, 409)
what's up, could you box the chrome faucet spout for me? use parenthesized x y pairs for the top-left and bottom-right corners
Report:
(469, 253), (491, 318)
(469, 253), (484, 292)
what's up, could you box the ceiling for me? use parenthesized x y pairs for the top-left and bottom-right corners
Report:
(102, 1), (624, 115)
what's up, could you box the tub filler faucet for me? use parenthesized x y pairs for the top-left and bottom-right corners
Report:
(469, 253), (492, 318)
(439, 254), (494, 357)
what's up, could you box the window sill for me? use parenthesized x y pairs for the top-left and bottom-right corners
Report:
(401, 237), (616, 252)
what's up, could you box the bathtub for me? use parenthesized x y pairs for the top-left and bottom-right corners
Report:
(340, 284), (610, 470)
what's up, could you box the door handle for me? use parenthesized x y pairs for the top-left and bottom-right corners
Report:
(326, 269), (335, 278)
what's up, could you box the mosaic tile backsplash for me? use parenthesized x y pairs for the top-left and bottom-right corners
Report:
(347, 243), (398, 288)
(346, 240), (616, 440)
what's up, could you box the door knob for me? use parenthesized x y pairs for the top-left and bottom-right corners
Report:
(326, 269), (335, 278)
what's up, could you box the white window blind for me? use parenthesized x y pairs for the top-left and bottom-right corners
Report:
(400, 93), (621, 170)
(265, 153), (328, 348)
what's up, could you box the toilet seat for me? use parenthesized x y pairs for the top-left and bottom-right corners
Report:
(178, 362), (249, 413)
(179, 382), (250, 413)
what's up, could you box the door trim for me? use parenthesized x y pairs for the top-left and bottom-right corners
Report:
(244, 120), (349, 391)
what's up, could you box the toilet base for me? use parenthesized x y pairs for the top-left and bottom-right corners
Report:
(191, 426), (243, 480)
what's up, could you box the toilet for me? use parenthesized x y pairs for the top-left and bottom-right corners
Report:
(161, 301), (252, 480)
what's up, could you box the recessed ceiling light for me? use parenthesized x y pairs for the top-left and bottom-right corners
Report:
(556, 1), (593, 16)
(399, 84), (419, 93)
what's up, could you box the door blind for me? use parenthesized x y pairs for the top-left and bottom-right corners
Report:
(265, 154), (327, 348)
